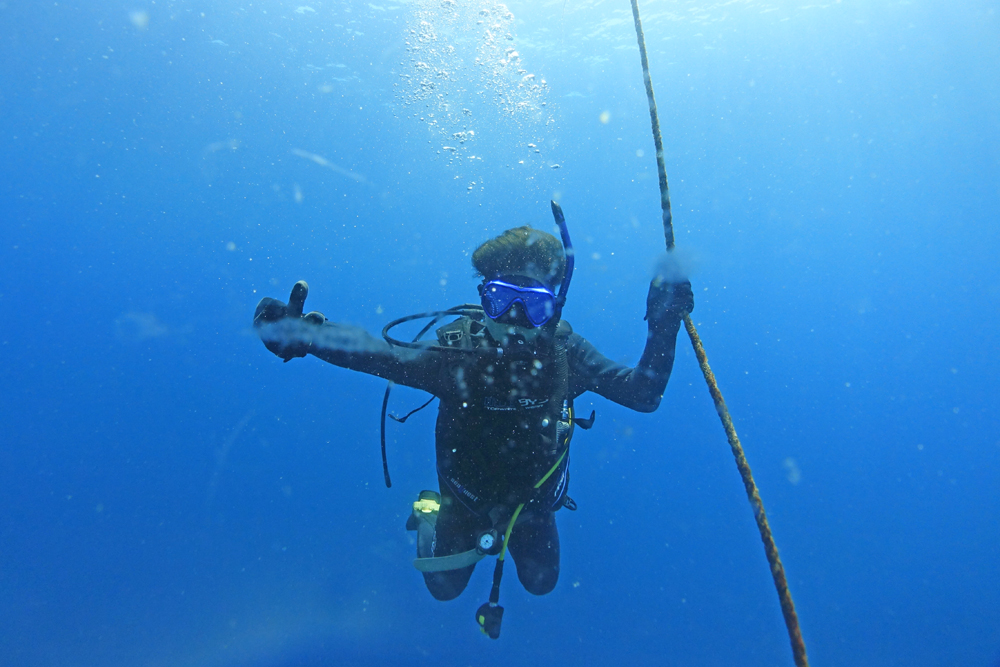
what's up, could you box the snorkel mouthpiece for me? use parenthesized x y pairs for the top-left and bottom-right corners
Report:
(550, 200), (574, 308)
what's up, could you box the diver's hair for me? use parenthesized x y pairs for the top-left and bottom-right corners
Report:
(472, 226), (566, 288)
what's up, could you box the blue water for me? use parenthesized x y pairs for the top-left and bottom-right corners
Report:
(2, 1), (998, 665)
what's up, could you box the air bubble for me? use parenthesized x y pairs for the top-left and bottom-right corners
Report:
(396, 0), (554, 190)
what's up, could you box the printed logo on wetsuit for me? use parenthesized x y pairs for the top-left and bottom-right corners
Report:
(445, 475), (482, 504)
(483, 396), (550, 411)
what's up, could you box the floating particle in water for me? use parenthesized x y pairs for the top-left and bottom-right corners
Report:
(130, 10), (149, 29)
(783, 458), (802, 485)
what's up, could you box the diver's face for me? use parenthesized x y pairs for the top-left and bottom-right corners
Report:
(496, 302), (535, 328)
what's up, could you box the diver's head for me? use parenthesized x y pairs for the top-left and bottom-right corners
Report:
(472, 226), (566, 292)
(472, 226), (566, 347)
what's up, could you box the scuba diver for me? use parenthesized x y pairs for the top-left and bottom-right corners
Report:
(252, 202), (693, 638)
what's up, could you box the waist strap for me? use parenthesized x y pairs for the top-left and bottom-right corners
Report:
(414, 548), (486, 573)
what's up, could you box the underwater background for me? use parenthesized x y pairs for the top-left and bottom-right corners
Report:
(1, 0), (998, 665)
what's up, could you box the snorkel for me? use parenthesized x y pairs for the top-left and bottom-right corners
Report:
(550, 200), (575, 315)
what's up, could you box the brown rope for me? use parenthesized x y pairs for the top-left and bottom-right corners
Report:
(629, 1), (809, 664)
(683, 316), (809, 666)
(630, 0), (674, 251)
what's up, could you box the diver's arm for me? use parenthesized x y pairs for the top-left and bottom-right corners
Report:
(304, 321), (442, 391)
(253, 281), (443, 394)
(568, 280), (693, 412)
(568, 325), (679, 412)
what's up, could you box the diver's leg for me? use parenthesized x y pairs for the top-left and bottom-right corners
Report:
(422, 486), (484, 601)
(507, 510), (560, 595)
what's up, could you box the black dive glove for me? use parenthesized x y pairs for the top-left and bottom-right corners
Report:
(253, 280), (327, 362)
(645, 277), (694, 328)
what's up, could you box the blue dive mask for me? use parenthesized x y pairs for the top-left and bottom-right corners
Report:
(479, 279), (557, 327)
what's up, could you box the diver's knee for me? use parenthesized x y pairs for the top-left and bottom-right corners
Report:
(424, 569), (472, 601)
(520, 565), (559, 596)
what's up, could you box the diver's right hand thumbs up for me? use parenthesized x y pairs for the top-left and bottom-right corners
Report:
(287, 280), (308, 317)
(253, 281), (327, 361)
(288, 280), (328, 325)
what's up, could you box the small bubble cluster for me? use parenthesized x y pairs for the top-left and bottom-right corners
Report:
(393, 0), (556, 188)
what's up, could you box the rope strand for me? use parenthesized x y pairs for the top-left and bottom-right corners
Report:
(684, 316), (809, 666)
(629, 1), (808, 664)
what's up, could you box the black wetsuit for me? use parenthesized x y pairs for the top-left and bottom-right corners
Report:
(296, 313), (682, 600)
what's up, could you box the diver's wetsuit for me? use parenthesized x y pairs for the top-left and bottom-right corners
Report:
(257, 307), (681, 600)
